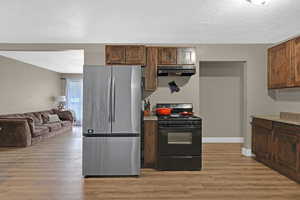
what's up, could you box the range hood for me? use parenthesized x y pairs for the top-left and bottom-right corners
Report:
(157, 65), (196, 76)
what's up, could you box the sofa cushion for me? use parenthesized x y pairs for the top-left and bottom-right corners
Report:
(48, 114), (61, 123)
(24, 112), (43, 125)
(61, 120), (72, 127)
(56, 110), (74, 122)
(44, 122), (62, 132)
(40, 110), (55, 124)
(32, 125), (49, 137)
(32, 112), (43, 124)
(0, 114), (24, 118)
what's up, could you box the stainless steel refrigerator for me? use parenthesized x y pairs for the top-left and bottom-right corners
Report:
(82, 65), (141, 176)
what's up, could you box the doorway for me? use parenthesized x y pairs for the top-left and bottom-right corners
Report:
(199, 61), (246, 143)
(66, 78), (83, 126)
(0, 49), (84, 127)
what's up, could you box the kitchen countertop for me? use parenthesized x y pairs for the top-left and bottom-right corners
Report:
(144, 115), (158, 121)
(252, 115), (300, 126)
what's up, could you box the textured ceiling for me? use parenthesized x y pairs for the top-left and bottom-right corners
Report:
(0, 0), (299, 43)
(0, 50), (84, 73)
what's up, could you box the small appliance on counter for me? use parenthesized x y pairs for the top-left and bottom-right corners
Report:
(143, 99), (151, 116)
(156, 103), (202, 171)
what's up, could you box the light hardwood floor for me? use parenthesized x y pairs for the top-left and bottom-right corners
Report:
(1, 127), (300, 200)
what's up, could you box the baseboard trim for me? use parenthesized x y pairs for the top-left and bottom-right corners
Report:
(241, 147), (254, 157)
(202, 137), (244, 143)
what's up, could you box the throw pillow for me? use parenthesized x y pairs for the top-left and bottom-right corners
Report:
(47, 114), (61, 123)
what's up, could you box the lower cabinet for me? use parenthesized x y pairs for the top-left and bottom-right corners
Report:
(252, 118), (300, 183)
(273, 124), (300, 179)
(252, 124), (272, 162)
(143, 120), (158, 168)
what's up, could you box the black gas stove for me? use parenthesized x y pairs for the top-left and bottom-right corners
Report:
(156, 103), (202, 171)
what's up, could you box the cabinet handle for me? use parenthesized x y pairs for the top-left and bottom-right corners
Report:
(292, 144), (297, 153)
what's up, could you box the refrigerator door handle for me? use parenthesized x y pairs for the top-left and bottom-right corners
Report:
(112, 76), (116, 122)
(107, 75), (111, 122)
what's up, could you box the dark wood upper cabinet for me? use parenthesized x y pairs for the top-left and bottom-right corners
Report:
(125, 46), (146, 65)
(144, 47), (158, 91)
(267, 36), (300, 89)
(268, 41), (293, 89)
(105, 45), (145, 65)
(177, 47), (196, 65)
(292, 37), (300, 86)
(105, 45), (195, 92)
(158, 47), (177, 65)
(106, 45), (126, 64)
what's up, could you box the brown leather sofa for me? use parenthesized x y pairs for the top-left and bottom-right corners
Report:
(0, 109), (73, 147)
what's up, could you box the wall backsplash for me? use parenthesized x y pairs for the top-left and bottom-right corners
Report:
(145, 74), (200, 114)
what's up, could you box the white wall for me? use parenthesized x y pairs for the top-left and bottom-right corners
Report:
(146, 44), (275, 148)
(199, 62), (244, 138)
(145, 75), (200, 113)
(197, 44), (276, 148)
(0, 55), (61, 114)
(270, 88), (300, 113)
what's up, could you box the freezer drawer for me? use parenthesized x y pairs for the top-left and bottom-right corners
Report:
(82, 136), (140, 176)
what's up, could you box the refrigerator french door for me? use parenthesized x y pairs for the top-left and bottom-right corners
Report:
(82, 65), (141, 176)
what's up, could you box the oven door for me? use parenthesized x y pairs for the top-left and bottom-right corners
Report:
(158, 126), (201, 156)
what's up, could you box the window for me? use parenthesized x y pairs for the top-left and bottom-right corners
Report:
(168, 132), (192, 144)
(66, 79), (83, 126)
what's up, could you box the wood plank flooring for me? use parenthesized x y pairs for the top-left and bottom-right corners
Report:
(1, 127), (300, 200)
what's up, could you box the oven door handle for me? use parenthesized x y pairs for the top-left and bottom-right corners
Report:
(169, 156), (193, 159)
(159, 126), (201, 130)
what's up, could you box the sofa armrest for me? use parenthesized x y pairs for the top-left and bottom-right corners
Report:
(0, 117), (34, 133)
(57, 110), (74, 122)
(0, 119), (32, 147)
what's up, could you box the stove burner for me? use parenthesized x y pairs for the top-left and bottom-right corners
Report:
(156, 103), (197, 118)
(156, 103), (201, 126)
(158, 115), (201, 120)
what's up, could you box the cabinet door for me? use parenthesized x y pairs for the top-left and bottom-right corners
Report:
(158, 47), (177, 65)
(252, 124), (272, 160)
(268, 41), (293, 89)
(274, 127), (299, 173)
(106, 46), (126, 64)
(292, 37), (300, 86)
(144, 120), (158, 168)
(125, 46), (145, 65)
(177, 48), (196, 65)
(144, 47), (158, 91)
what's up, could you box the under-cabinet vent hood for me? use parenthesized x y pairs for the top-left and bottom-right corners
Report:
(157, 65), (196, 76)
